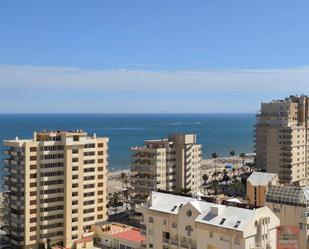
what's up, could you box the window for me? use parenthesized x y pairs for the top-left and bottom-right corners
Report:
(235, 237), (240, 245)
(185, 225), (193, 236)
(30, 235), (37, 241)
(187, 210), (192, 217)
(149, 217), (154, 223)
(30, 147), (37, 152)
(83, 216), (94, 222)
(30, 217), (36, 223)
(209, 231), (213, 238)
(234, 221), (241, 228)
(219, 218), (226, 225)
(84, 200), (95, 205)
(171, 205), (177, 212)
(220, 235), (230, 242)
(30, 156), (37, 161)
(98, 143), (104, 148)
(172, 222), (177, 228)
(30, 200), (37, 205)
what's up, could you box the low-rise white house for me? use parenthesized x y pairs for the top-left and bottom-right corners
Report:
(141, 192), (280, 249)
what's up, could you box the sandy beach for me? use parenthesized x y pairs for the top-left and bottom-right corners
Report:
(107, 154), (255, 194)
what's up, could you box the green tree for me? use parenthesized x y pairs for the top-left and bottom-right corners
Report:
(179, 188), (191, 195)
(222, 169), (229, 189)
(212, 152), (218, 175)
(232, 175), (239, 196)
(110, 192), (121, 213)
(230, 150), (236, 169)
(123, 187), (131, 210)
(211, 171), (219, 195)
(202, 174), (209, 186)
(120, 172), (126, 189)
(239, 153), (247, 167)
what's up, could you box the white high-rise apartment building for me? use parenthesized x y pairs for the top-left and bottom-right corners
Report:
(131, 134), (202, 204)
(2, 130), (109, 249)
(255, 95), (309, 186)
(141, 192), (280, 249)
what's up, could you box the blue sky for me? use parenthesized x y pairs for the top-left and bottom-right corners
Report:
(1, 0), (309, 113)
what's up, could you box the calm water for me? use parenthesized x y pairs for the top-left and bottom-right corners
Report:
(0, 114), (255, 171)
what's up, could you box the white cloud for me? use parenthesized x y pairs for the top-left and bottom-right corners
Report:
(1, 64), (309, 92)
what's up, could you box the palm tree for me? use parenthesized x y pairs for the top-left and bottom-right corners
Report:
(232, 167), (236, 177)
(211, 171), (219, 195)
(120, 172), (126, 189)
(179, 187), (191, 195)
(212, 152), (218, 175)
(123, 187), (131, 210)
(202, 174), (209, 186)
(110, 192), (121, 213)
(222, 168), (229, 189)
(230, 150), (236, 169)
(232, 174), (239, 196)
(239, 153), (247, 167)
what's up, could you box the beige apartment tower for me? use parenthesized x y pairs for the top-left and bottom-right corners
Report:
(131, 134), (202, 204)
(255, 95), (309, 186)
(2, 130), (109, 249)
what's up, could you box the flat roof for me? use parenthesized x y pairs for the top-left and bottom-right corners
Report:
(247, 172), (277, 186)
(113, 228), (145, 243)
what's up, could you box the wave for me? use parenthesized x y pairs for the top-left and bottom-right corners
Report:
(104, 127), (147, 131)
(161, 121), (201, 126)
(161, 121), (182, 126)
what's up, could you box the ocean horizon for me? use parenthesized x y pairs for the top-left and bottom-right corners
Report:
(0, 113), (256, 171)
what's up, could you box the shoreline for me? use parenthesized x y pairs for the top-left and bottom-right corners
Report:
(107, 154), (255, 194)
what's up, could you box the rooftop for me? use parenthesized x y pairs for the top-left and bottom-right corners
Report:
(93, 222), (145, 244)
(113, 228), (145, 243)
(266, 185), (309, 206)
(147, 192), (276, 233)
(247, 172), (277, 186)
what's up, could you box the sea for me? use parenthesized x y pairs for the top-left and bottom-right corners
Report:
(0, 113), (256, 171)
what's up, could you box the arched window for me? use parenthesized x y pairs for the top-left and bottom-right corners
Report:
(185, 225), (193, 237)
